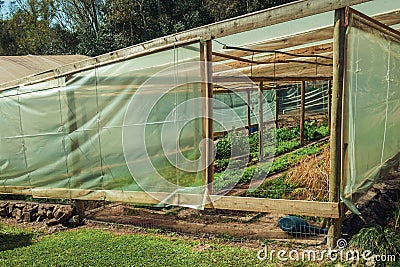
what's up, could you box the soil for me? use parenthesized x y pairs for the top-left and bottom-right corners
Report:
(342, 173), (400, 237)
(277, 113), (327, 128)
(85, 203), (326, 243)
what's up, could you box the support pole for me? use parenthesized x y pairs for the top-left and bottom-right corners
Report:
(66, 87), (85, 216)
(328, 7), (347, 248)
(274, 89), (279, 128)
(206, 40), (214, 193)
(247, 89), (251, 136)
(328, 80), (332, 128)
(201, 40), (214, 193)
(300, 81), (306, 146)
(258, 81), (264, 162)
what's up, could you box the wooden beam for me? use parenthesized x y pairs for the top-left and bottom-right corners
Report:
(222, 60), (333, 78)
(212, 10), (400, 63)
(207, 196), (340, 218)
(212, 51), (333, 66)
(0, 0), (374, 91)
(300, 81), (306, 146)
(213, 28), (334, 62)
(349, 8), (400, 43)
(328, 7), (348, 249)
(214, 43), (334, 67)
(27, 188), (340, 218)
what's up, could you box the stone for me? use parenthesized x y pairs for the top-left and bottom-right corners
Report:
(37, 206), (46, 215)
(54, 206), (74, 223)
(46, 218), (59, 226)
(0, 208), (7, 216)
(36, 215), (44, 222)
(42, 204), (55, 211)
(46, 210), (54, 219)
(15, 203), (25, 209)
(6, 203), (14, 214)
(12, 208), (22, 221)
(22, 211), (31, 222)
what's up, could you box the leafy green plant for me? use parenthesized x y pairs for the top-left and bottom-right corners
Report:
(304, 121), (329, 142)
(245, 174), (294, 199)
(276, 126), (299, 142)
(275, 140), (301, 155)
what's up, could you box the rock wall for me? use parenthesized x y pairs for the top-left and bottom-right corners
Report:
(0, 201), (80, 226)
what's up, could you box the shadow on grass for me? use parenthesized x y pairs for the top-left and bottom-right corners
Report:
(0, 232), (35, 251)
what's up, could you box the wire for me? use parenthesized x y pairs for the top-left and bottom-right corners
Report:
(213, 39), (332, 60)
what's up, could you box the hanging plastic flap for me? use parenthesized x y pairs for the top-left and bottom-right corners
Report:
(343, 12), (400, 204)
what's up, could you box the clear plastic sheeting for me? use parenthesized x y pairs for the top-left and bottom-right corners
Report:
(343, 13), (400, 207)
(278, 81), (329, 115)
(213, 90), (275, 133)
(0, 43), (205, 206)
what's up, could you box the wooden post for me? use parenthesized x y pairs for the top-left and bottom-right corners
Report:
(274, 89), (279, 128)
(247, 89), (251, 136)
(201, 40), (214, 193)
(300, 81), (306, 146)
(328, 7), (347, 248)
(258, 81), (264, 162)
(206, 40), (214, 193)
(328, 80), (332, 128)
(66, 86), (85, 216)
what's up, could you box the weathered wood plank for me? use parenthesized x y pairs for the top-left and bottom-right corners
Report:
(20, 188), (340, 218)
(327, 7), (348, 248)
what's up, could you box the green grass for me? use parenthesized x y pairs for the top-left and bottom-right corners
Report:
(0, 223), (274, 267)
(349, 225), (400, 266)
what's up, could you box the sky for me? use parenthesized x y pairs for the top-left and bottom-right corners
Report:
(0, 0), (14, 18)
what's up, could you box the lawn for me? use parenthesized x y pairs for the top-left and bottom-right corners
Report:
(0, 223), (274, 267)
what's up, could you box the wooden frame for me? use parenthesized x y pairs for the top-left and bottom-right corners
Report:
(0, 0), (373, 91)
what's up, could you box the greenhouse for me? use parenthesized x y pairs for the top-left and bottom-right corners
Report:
(0, 0), (399, 246)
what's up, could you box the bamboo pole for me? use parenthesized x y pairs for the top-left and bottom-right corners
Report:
(300, 81), (306, 146)
(258, 81), (264, 162)
(328, 7), (348, 248)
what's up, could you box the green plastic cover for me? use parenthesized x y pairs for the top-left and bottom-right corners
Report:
(0, 43), (206, 206)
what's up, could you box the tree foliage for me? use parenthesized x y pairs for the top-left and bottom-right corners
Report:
(0, 0), (296, 56)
